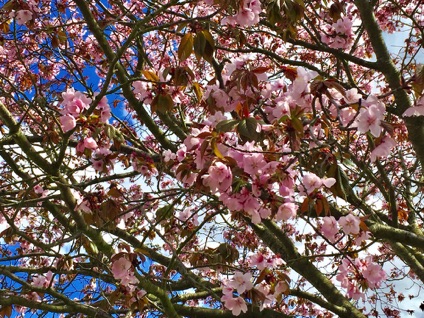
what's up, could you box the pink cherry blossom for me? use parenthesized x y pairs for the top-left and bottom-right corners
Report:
(339, 214), (360, 235)
(83, 137), (98, 150)
(61, 89), (92, 116)
(336, 258), (350, 285)
(370, 136), (396, 162)
(243, 153), (267, 175)
(321, 17), (354, 50)
(402, 106), (424, 117)
(163, 149), (177, 162)
(132, 80), (153, 104)
(184, 132), (201, 150)
(91, 159), (104, 172)
(275, 201), (297, 221)
(279, 174), (295, 197)
(354, 230), (371, 245)
(290, 67), (318, 99)
(221, 294), (248, 316)
(229, 271), (254, 294)
(176, 145), (187, 162)
(94, 147), (112, 158)
(274, 280), (289, 296)
(249, 252), (267, 270)
(354, 105), (383, 137)
(347, 283), (365, 301)
(120, 272), (139, 288)
(97, 96), (111, 122)
(362, 260), (386, 288)
(111, 257), (139, 289)
(60, 114), (76, 132)
(132, 161), (158, 177)
(32, 271), (55, 288)
(209, 88), (230, 111)
(2, 0), (423, 316)
(13, 10), (33, 25)
(76, 199), (92, 214)
(177, 207), (199, 226)
(61, 88), (78, 105)
(235, 8), (257, 27)
(353, 95), (385, 137)
(33, 185), (45, 194)
(240, 190), (260, 214)
(202, 162), (232, 193)
(63, 98), (87, 117)
(301, 173), (336, 195)
(111, 257), (132, 280)
(256, 207), (271, 223)
(321, 216), (339, 242)
(403, 95), (424, 117)
(301, 173), (322, 194)
(233, 0), (261, 27)
(220, 192), (243, 211)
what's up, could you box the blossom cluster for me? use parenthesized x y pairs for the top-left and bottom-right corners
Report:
(10, 10), (33, 25)
(321, 17), (354, 50)
(353, 95), (385, 138)
(321, 215), (370, 244)
(111, 255), (139, 291)
(222, 0), (262, 27)
(59, 88), (111, 132)
(220, 272), (253, 315)
(336, 257), (387, 300)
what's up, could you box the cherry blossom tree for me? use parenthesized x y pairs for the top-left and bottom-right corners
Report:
(0, 0), (423, 317)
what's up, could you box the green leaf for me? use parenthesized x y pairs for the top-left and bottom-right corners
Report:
(176, 22), (188, 33)
(193, 30), (215, 63)
(192, 82), (203, 101)
(237, 117), (260, 141)
(412, 64), (424, 98)
(201, 30), (215, 62)
(291, 116), (304, 134)
(173, 66), (193, 87)
(211, 137), (224, 159)
(0, 305), (13, 318)
(266, 0), (283, 25)
(178, 33), (193, 62)
(216, 119), (239, 133)
(104, 124), (116, 139)
(193, 32), (206, 61)
(142, 70), (159, 82)
(156, 205), (174, 221)
(153, 93), (174, 113)
(2, 0), (17, 12)
(327, 163), (347, 200)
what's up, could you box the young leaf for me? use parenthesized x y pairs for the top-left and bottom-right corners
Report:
(215, 119), (239, 133)
(201, 30), (215, 62)
(211, 137), (224, 159)
(142, 70), (160, 82)
(237, 117), (260, 141)
(156, 205), (174, 221)
(156, 93), (174, 113)
(178, 33), (194, 62)
(193, 31), (206, 61)
(412, 64), (424, 98)
(192, 82), (203, 101)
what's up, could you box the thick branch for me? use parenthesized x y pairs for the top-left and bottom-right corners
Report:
(73, 0), (178, 151)
(368, 223), (424, 251)
(252, 220), (366, 318)
(0, 293), (111, 318)
(174, 304), (293, 318)
(354, 0), (424, 167)
(390, 243), (424, 282)
(0, 103), (53, 173)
